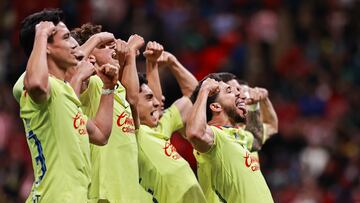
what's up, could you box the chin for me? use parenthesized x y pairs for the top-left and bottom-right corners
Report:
(148, 122), (158, 128)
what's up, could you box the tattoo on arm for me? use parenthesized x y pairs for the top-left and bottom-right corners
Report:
(245, 110), (264, 150)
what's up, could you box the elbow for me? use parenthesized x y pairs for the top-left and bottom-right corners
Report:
(273, 120), (279, 134)
(98, 139), (108, 146)
(24, 77), (48, 95)
(99, 127), (112, 146)
(97, 133), (110, 146)
(269, 120), (279, 135)
(186, 127), (202, 143)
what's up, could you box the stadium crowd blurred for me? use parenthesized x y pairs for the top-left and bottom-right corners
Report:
(0, 0), (359, 202)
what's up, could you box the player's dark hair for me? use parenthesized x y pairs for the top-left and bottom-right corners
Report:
(217, 72), (248, 85)
(71, 23), (102, 45)
(20, 8), (64, 57)
(190, 73), (223, 121)
(138, 72), (148, 93)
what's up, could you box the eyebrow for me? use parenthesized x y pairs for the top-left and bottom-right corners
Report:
(145, 93), (153, 98)
(62, 32), (70, 38)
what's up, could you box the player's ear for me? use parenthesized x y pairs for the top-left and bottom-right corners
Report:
(210, 102), (222, 113)
(88, 55), (96, 65)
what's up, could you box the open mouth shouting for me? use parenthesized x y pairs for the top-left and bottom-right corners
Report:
(235, 98), (247, 115)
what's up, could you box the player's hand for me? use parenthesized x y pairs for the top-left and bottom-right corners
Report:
(157, 51), (176, 68)
(35, 21), (56, 37)
(75, 60), (96, 81)
(201, 78), (219, 96)
(246, 87), (268, 104)
(127, 34), (145, 55)
(143, 41), (163, 62)
(93, 32), (115, 45)
(115, 39), (130, 67)
(97, 63), (119, 89)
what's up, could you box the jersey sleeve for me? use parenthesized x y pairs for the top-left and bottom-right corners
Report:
(157, 105), (184, 140)
(13, 72), (26, 103)
(80, 75), (103, 118)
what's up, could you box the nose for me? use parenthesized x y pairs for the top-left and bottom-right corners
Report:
(153, 98), (160, 108)
(70, 37), (79, 49)
(240, 90), (249, 100)
(73, 49), (85, 61)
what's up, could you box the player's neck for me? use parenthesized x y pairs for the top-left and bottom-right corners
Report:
(48, 60), (66, 81)
(208, 113), (233, 127)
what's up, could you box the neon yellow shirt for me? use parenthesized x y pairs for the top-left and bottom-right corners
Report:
(195, 126), (274, 203)
(13, 72), (25, 103)
(81, 76), (148, 203)
(137, 105), (206, 203)
(18, 76), (91, 203)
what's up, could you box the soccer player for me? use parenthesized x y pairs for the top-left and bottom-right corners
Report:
(186, 74), (274, 202)
(71, 24), (150, 202)
(136, 42), (206, 202)
(217, 72), (278, 146)
(144, 47), (199, 171)
(15, 9), (118, 203)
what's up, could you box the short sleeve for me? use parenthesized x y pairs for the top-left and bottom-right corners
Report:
(157, 105), (184, 140)
(80, 76), (103, 118)
(13, 72), (26, 103)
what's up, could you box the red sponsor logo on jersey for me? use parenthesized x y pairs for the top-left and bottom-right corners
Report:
(163, 141), (181, 160)
(73, 112), (87, 135)
(244, 151), (260, 171)
(116, 112), (135, 133)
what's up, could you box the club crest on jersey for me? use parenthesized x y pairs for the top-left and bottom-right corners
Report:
(73, 112), (87, 135)
(163, 141), (181, 160)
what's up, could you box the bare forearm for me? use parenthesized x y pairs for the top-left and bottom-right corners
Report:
(245, 110), (264, 150)
(24, 33), (49, 96)
(79, 35), (100, 58)
(121, 53), (139, 106)
(146, 60), (163, 102)
(92, 94), (114, 142)
(260, 98), (278, 137)
(69, 75), (83, 97)
(170, 60), (198, 97)
(186, 90), (209, 139)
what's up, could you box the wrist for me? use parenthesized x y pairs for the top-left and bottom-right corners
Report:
(35, 31), (50, 39)
(146, 58), (158, 64)
(90, 34), (102, 45)
(199, 87), (211, 96)
(101, 88), (115, 95)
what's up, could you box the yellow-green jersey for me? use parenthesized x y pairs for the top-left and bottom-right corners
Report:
(81, 76), (147, 202)
(195, 126), (274, 203)
(235, 124), (269, 160)
(17, 76), (91, 203)
(13, 72), (25, 103)
(137, 105), (207, 203)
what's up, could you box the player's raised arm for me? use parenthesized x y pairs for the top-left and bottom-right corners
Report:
(24, 21), (55, 103)
(119, 34), (145, 129)
(69, 61), (96, 97)
(186, 78), (219, 153)
(158, 51), (198, 97)
(244, 87), (265, 151)
(258, 87), (278, 141)
(144, 41), (164, 103)
(77, 32), (115, 58)
(86, 63), (118, 145)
